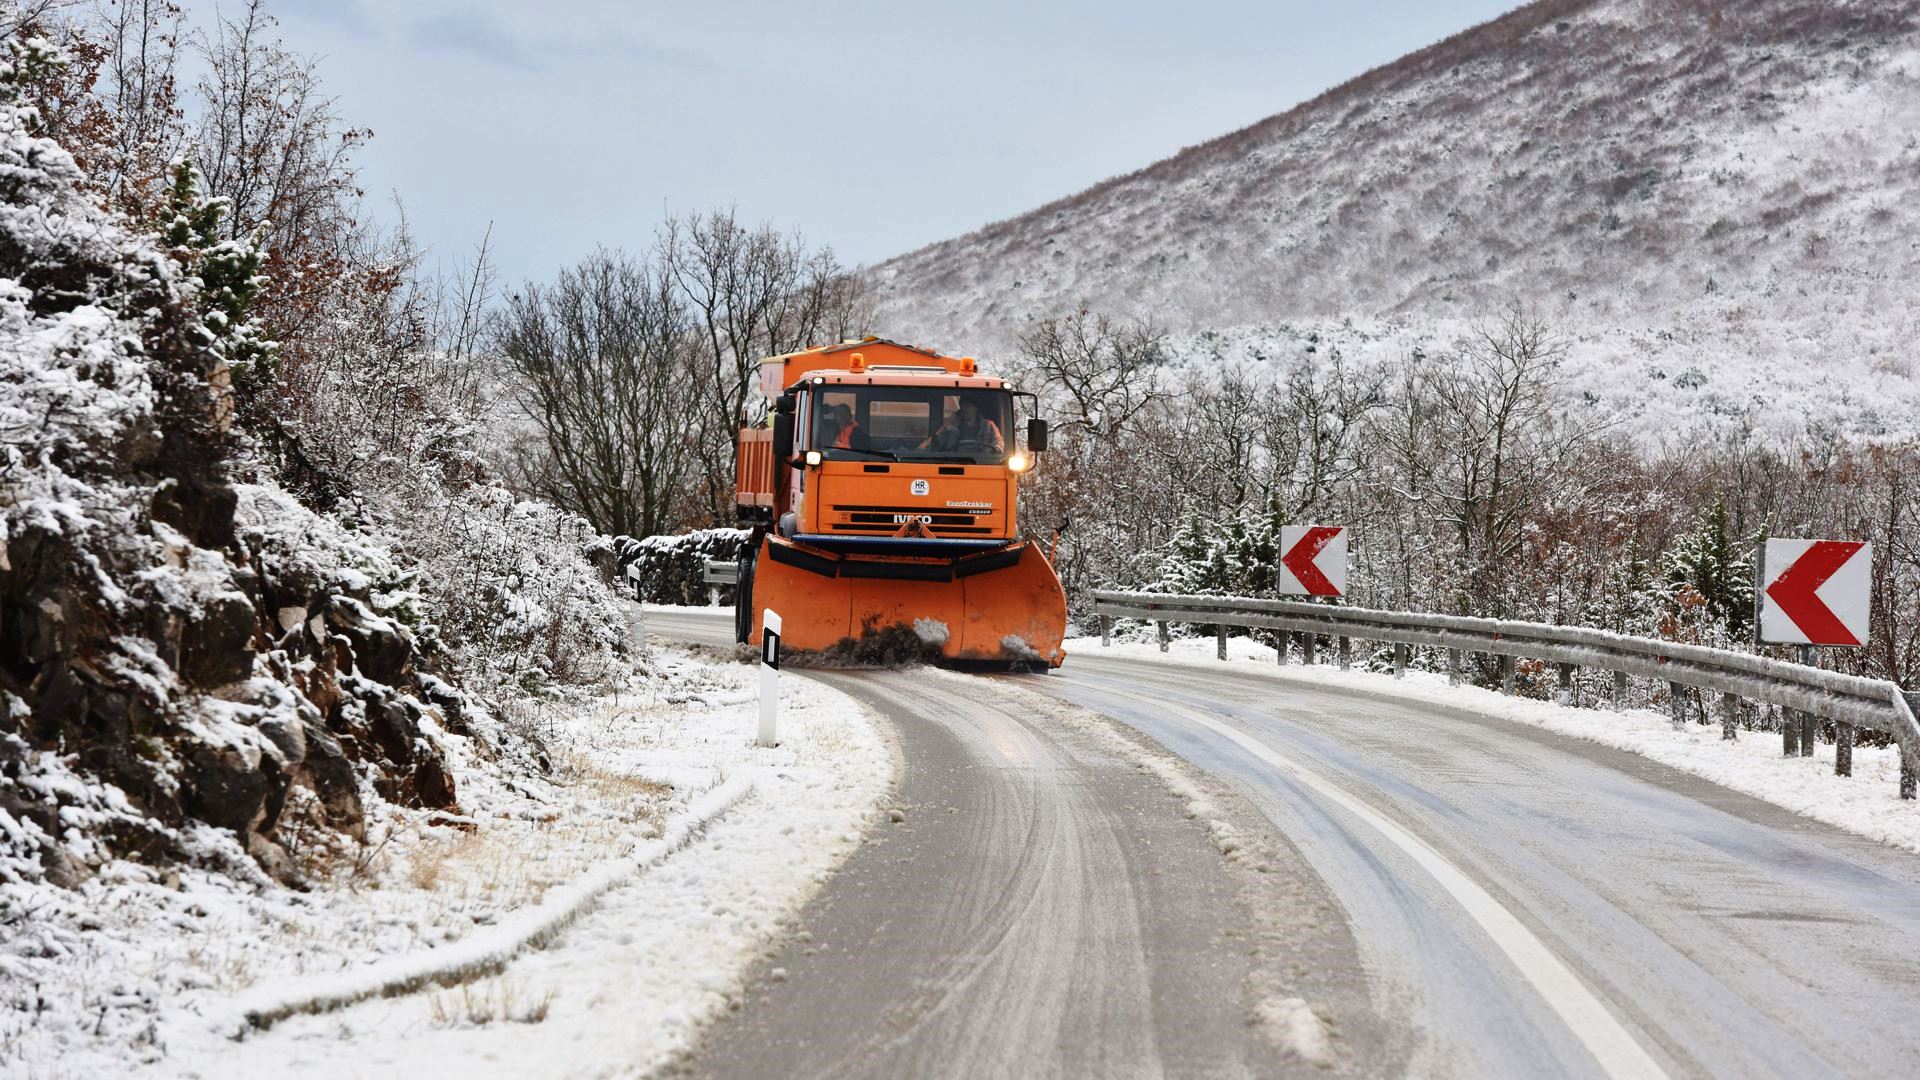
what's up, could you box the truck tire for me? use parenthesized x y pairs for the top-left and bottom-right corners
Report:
(733, 551), (756, 644)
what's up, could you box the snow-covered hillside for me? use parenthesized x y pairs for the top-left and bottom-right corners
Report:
(1162, 318), (1920, 448)
(869, 0), (1920, 444)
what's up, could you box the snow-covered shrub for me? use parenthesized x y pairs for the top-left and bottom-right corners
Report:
(247, 261), (634, 706)
(1148, 502), (1286, 599)
(397, 484), (629, 699)
(616, 528), (751, 606)
(0, 38), (468, 887)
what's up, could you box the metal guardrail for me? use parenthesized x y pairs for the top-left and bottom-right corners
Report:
(1093, 589), (1920, 800)
(703, 560), (739, 586)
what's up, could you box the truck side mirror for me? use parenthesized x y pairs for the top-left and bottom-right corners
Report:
(772, 410), (795, 462)
(1026, 417), (1049, 453)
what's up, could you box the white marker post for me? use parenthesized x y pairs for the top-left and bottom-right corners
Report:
(758, 609), (781, 748)
(625, 562), (646, 654)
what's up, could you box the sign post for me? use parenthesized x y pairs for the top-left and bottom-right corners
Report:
(758, 609), (781, 748)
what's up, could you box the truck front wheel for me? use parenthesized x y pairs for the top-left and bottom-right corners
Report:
(733, 550), (756, 645)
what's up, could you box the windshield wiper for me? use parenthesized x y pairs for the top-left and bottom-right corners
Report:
(829, 446), (900, 461)
(896, 452), (1002, 466)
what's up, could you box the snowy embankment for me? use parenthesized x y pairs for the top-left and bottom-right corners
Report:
(4, 647), (890, 1078)
(1070, 636), (1920, 856)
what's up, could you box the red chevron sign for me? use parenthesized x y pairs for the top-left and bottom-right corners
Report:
(1758, 539), (1871, 647)
(1280, 525), (1347, 597)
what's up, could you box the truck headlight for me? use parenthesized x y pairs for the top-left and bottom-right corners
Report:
(1008, 452), (1030, 473)
(805, 450), (822, 466)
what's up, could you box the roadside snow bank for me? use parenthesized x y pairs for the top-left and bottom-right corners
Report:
(234, 772), (757, 1031)
(161, 650), (890, 1078)
(1070, 637), (1920, 855)
(5, 647), (890, 1079)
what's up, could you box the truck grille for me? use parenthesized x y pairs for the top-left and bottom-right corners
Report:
(828, 504), (994, 534)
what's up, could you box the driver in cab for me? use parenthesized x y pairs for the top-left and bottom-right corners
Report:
(818, 402), (862, 450)
(922, 396), (1003, 454)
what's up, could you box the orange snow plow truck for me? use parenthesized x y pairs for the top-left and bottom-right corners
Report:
(732, 338), (1066, 668)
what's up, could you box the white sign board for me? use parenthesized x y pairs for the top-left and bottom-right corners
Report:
(1758, 538), (1871, 647)
(1278, 525), (1347, 597)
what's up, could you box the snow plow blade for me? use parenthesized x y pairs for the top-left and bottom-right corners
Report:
(739, 535), (1066, 667)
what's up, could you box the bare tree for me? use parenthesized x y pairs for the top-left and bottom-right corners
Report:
(1016, 307), (1166, 438)
(1, 1), (83, 39)
(1369, 307), (1607, 614)
(661, 208), (871, 522)
(191, 0), (367, 346)
(1011, 308), (1174, 610)
(424, 220), (498, 419)
(1260, 346), (1383, 519)
(90, 0), (184, 218)
(497, 250), (697, 540)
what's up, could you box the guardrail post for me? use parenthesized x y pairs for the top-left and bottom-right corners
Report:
(1303, 633), (1318, 666)
(1448, 649), (1461, 685)
(1100, 615), (1112, 647)
(1394, 643), (1408, 679)
(1905, 692), (1919, 800)
(1339, 636), (1352, 671)
(1499, 654), (1515, 695)
(1276, 630), (1291, 665)
(1796, 645), (1816, 756)
(1216, 625), (1228, 661)
(1669, 682), (1687, 731)
(1835, 723), (1853, 777)
(1612, 670), (1628, 709)
(1782, 705), (1799, 756)
(1157, 620), (1169, 653)
(1721, 691), (1739, 741)
(1557, 663), (1575, 706)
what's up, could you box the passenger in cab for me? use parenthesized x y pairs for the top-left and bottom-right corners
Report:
(924, 396), (1004, 454)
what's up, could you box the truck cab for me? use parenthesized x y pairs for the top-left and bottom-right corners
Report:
(734, 338), (1065, 666)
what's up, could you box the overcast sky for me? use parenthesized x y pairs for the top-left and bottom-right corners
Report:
(267, 0), (1521, 285)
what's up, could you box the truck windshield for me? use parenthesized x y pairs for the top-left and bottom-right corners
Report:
(810, 387), (1013, 464)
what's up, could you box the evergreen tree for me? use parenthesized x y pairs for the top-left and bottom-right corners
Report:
(1219, 510), (1254, 592)
(1154, 505), (1215, 594)
(1659, 499), (1755, 639)
(157, 156), (274, 401)
(1242, 493), (1286, 595)
(1588, 541), (1661, 635)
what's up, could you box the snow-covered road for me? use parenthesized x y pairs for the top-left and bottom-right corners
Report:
(1047, 651), (1920, 1078)
(654, 609), (1920, 1079)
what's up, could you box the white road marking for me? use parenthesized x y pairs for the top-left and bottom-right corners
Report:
(1071, 677), (1673, 1080)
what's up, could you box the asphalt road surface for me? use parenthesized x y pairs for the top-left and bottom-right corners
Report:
(646, 609), (1920, 1079)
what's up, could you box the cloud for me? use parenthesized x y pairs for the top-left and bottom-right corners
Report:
(402, 9), (708, 75)
(407, 9), (542, 71)
(579, 25), (712, 71)
(274, 0), (380, 38)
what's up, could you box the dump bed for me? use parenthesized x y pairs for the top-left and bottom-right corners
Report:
(757, 338), (978, 399)
(736, 426), (775, 513)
